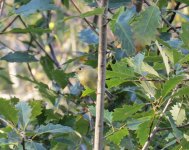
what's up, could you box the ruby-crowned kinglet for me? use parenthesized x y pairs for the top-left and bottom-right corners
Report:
(74, 65), (113, 100)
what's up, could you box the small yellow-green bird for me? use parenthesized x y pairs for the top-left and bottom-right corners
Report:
(74, 64), (113, 100)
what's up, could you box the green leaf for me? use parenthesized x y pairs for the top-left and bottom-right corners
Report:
(30, 101), (42, 120)
(15, 0), (57, 16)
(75, 115), (89, 135)
(1, 27), (51, 34)
(174, 86), (189, 97)
(81, 87), (95, 97)
(170, 103), (186, 126)
(106, 60), (134, 79)
(25, 141), (46, 150)
(107, 128), (129, 145)
(61, 0), (69, 8)
(181, 22), (189, 48)
(127, 113), (153, 130)
(156, 41), (170, 75)
(140, 81), (156, 98)
(113, 104), (145, 122)
(51, 69), (72, 88)
(0, 98), (18, 124)
(80, 8), (105, 18)
(166, 114), (183, 140)
(1, 52), (38, 63)
(110, 7), (124, 32)
(16, 102), (32, 129)
(40, 56), (54, 80)
(136, 120), (151, 146)
(115, 7), (136, 56)
(132, 6), (161, 45)
(34, 123), (74, 136)
(106, 78), (127, 89)
(161, 76), (184, 98)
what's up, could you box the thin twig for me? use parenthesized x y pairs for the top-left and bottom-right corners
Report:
(144, 0), (179, 35)
(142, 86), (179, 150)
(156, 123), (189, 132)
(18, 15), (60, 68)
(178, 4), (189, 10)
(70, 0), (99, 35)
(46, 11), (60, 68)
(1, 15), (19, 32)
(168, 2), (181, 24)
(26, 63), (36, 81)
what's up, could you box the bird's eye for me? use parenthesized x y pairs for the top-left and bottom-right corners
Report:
(79, 67), (82, 70)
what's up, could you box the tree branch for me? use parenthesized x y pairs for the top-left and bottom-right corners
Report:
(70, 0), (98, 35)
(168, 2), (181, 24)
(142, 85), (179, 150)
(94, 0), (109, 149)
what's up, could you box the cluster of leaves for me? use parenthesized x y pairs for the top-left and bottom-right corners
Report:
(0, 0), (189, 149)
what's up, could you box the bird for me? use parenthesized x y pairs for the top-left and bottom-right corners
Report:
(74, 64), (113, 100)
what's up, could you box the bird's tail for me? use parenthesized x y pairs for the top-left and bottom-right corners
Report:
(105, 89), (114, 100)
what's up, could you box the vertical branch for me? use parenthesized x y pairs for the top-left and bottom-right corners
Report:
(94, 0), (108, 150)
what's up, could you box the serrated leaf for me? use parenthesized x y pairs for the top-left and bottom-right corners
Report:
(136, 120), (151, 146)
(34, 123), (74, 136)
(107, 128), (129, 145)
(51, 69), (72, 88)
(174, 86), (189, 97)
(40, 56), (54, 80)
(16, 102), (32, 129)
(15, 0), (57, 16)
(30, 101), (42, 120)
(140, 81), (156, 98)
(170, 103), (186, 126)
(0, 98), (18, 124)
(155, 41), (171, 75)
(181, 22), (189, 48)
(113, 104), (144, 122)
(81, 87), (95, 97)
(161, 76), (184, 98)
(115, 7), (136, 56)
(106, 60), (134, 78)
(1, 52), (38, 63)
(132, 6), (161, 46)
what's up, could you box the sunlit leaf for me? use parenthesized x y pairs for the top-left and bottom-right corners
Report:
(132, 6), (161, 46)
(161, 76), (184, 98)
(0, 98), (18, 124)
(107, 128), (129, 145)
(170, 103), (186, 126)
(113, 104), (144, 122)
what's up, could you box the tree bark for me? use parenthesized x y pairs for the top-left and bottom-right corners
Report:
(94, 0), (108, 150)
